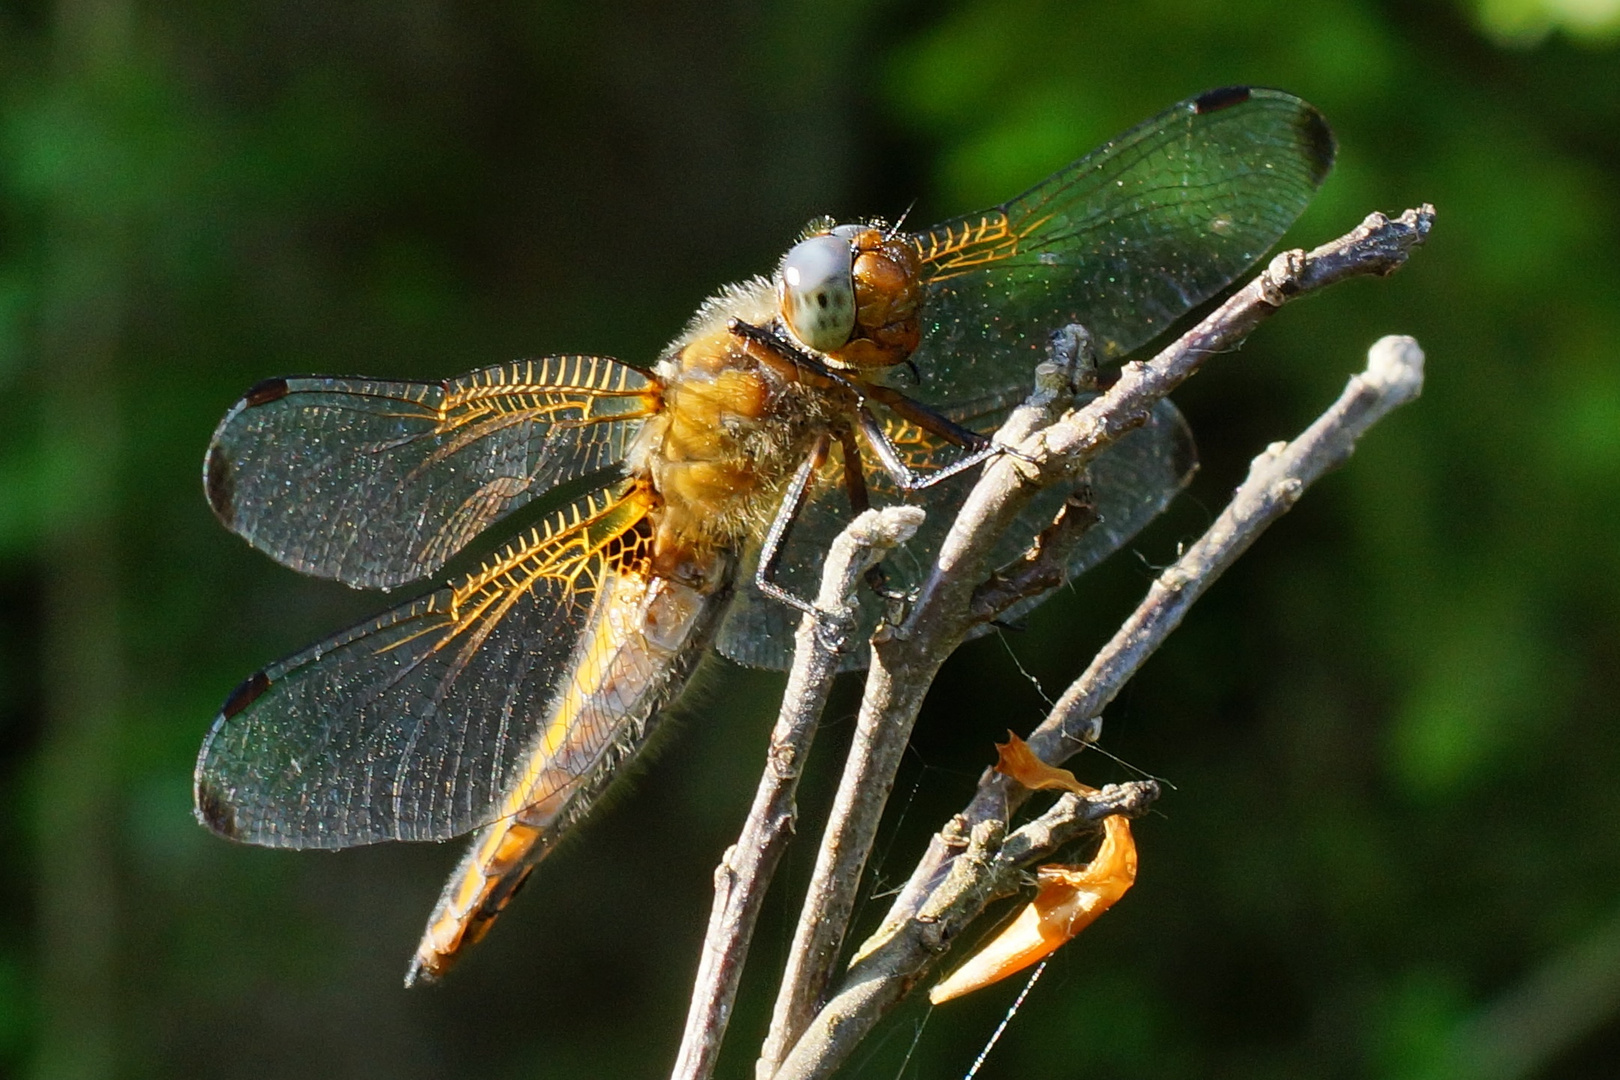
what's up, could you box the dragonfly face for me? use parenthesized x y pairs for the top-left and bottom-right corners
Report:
(778, 223), (924, 369)
(195, 86), (1334, 984)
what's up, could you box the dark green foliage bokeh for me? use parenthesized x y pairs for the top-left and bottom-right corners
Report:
(3, 1), (1618, 1077)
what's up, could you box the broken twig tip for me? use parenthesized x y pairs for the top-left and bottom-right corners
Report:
(1365, 334), (1425, 398)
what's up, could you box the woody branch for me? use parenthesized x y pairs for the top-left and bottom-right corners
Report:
(775, 331), (1427, 1080)
(670, 205), (1433, 1080)
(760, 206), (1434, 1080)
(672, 504), (925, 1080)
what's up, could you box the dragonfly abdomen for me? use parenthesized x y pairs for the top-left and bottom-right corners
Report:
(405, 556), (734, 986)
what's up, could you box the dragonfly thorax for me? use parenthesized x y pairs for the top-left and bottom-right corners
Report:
(636, 277), (849, 589)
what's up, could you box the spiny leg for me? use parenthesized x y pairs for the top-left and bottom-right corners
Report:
(838, 426), (897, 599)
(727, 318), (848, 391)
(754, 433), (832, 617)
(855, 406), (1004, 494)
(858, 381), (989, 452)
(729, 314), (1016, 493)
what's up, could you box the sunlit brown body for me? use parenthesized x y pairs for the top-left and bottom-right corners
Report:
(409, 228), (926, 982)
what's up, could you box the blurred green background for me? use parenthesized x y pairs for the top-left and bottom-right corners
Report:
(4, 0), (1619, 1077)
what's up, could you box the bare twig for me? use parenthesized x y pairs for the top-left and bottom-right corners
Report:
(1045, 334), (1426, 747)
(754, 206), (1433, 1079)
(968, 487), (1100, 623)
(875, 332), (1427, 959)
(755, 331), (1094, 1076)
(772, 782), (1161, 1080)
(755, 207), (1432, 1075)
(672, 506), (925, 1080)
(777, 333), (1426, 1079)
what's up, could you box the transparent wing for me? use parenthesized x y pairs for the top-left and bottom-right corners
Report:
(194, 487), (653, 848)
(904, 86), (1334, 411)
(204, 356), (658, 589)
(714, 395), (1195, 671)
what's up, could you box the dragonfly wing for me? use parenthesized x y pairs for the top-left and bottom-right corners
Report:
(205, 356), (657, 589)
(906, 87), (1334, 411)
(195, 487), (655, 848)
(713, 395), (1195, 672)
(988, 395), (1196, 627)
(715, 545), (819, 672)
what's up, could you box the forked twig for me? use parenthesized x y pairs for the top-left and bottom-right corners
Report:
(672, 206), (1433, 1080)
(760, 207), (1433, 1079)
(775, 333), (1426, 1080)
(672, 506), (924, 1080)
(776, 779), (1164, 1080)
(888, 332), (1428, 931)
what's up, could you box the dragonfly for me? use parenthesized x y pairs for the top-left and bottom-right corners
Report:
(194, 86), (1334, 986)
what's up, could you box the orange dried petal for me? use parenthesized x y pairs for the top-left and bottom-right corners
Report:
(929, 814), (1136, 1004)
(994, 732), (1097, 795)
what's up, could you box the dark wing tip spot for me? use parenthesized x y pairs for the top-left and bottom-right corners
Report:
(194, 776), (240, 838)
(1296, 105), (1338, 186)
(204, 444), (236, 527)
(243, 377), (291, 408)
(221, 670), (271, 720)
(1193, 85), (1251, 114)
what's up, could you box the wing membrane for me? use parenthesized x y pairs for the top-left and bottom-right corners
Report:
(714, 395), (1195, 671)
(204, 356), (657, 589)
(906, 87), (1334, 410)
(722, 88), (1325, 666)
(194, 486), (652, 848)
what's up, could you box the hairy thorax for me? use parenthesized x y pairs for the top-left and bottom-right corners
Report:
(626, 277), (844, 589)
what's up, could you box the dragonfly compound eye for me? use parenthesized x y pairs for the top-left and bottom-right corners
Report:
(779, 234), (857, 352)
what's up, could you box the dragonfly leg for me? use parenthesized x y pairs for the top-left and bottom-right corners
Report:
(838, 426), (903, 599)
(754, 433), (832, 618)
(856, 406), (1003, 495)
(727, 317), (852, 392)
(838, 425), (872, 514)
(859, 382), (990, 451)
(729, 315), (1022, 495)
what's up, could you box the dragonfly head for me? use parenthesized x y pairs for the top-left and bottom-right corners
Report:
(779, 221), (922, 373)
